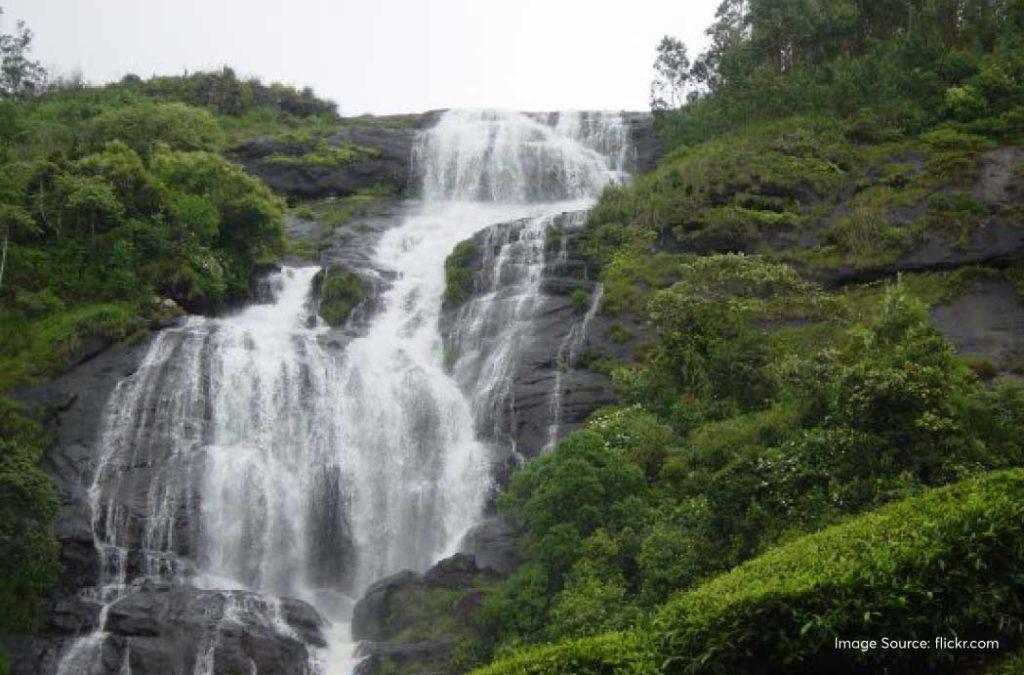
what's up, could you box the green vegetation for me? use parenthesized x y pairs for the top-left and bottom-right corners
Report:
(478, 272), (1024, 659)
(478, 468), (1024, 674)
(468, 3), (1024, 672)
(0, 398), (57, 634)
(316, 266), (364, 327)
(260, 139), (379, 168)
(293, 185), (394, 227)
(444, 240), (478, 308)
(474, 632), (655, 675)
(569, 286), (591, 314)
(655, 0), (1024, 148)
(587, 116), (1005, 285)
(0, 11), (341, 640)
(651, 468), (1024, 673)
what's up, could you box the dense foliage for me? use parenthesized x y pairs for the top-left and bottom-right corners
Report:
(478, 468), (1024, 674)
(470, 2), (1024, 672)
(657, 0), (1024, 147)
(115, 67), (338, 119)
(0, 398), (57, 634)
(479, 267), (1024, 655)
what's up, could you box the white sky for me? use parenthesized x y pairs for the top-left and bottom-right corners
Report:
(5, 0), (719, 115)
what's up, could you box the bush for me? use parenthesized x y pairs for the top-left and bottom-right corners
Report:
(83, 102), (223, 156)
(316, 267), (364, 327)
(480, 469), (1024, 674)
(472, 631), (655, 675)
(0, 399), (58, 633)
(499, 431), (647, 566)
(652, 469), (1024, 674)
(570, 287), (591, 314)
(443, 240), (478, 308)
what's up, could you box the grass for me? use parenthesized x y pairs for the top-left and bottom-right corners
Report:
(588, 115), (996, 285)
(0, 302), (146, 391)
(260, 139), (379, 167)
(291, 185), (395, 227)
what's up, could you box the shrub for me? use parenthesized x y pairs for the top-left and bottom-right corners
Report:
(443, 240), (478, 308)
(83, 102), (223, 156)
(499, 431), (647, 562)
(0, 399), (58, 633)
(472, 631), (655, 675)
(480, 469), (1024, 674)
(944, 85), (988, 121)
(652, 469), (1024, 674)
(570, 287), (591, 314)
(316, 267), (364, 327)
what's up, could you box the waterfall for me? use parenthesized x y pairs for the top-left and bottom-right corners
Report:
(56, 109), (634, 675)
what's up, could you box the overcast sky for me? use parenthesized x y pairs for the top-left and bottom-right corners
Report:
(5, 0), (719, 115)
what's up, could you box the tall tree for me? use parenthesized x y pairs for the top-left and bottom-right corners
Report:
(650, 36), (692, 111)
(0, 203), (34, 289)
(0, 7), (46, 100)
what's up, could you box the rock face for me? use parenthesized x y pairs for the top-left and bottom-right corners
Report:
(231, 111), (661, 203)
(230, 115), (435, 199)
(816, 148), (1021, 285)
(440, 211), (620, 461)
(351, 553), (502, 675)
(931, 277), (1024, 371)
(98, 587), (323, 675)
(9, 587), (325, 675)
(14, 337), (157, 603)
(352, 570), (425, 642)
(459, 517), (524, 577)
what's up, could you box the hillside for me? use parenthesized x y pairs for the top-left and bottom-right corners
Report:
(1, 1), (1024, 674)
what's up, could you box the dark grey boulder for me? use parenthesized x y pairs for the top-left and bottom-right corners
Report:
(351, 570), (424, 642)
(459, 517), (523, 577)
(354, 638), (454, 675)
(100, 587), (325, 675)
(931, 278), (1024, 369)
(423, 553), (481, 589)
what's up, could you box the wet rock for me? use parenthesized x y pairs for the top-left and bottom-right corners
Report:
(623, 112), (663, 172)
(931, 278), (1024, 369)
(351, 570), (424, 642)
(423, 553), (481, 589)
(48, 595), (103, 635)
(15, 338), (154, 595)
(354, 639), (454, 675)
(439, 210), (621, 459)
(459, 516), (523, 577)
(974, 147), (1023, 205)
(230, 116), (432, 199)
(99, 587), (325, 675)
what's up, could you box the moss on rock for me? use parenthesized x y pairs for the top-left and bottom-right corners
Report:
(316, 266), (364, 327)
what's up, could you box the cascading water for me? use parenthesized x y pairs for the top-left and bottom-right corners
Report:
(56, 109), (635, 675)
(436, 111), (632, 455)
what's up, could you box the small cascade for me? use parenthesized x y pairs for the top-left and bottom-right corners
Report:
(56, 267), (334, 675)
(546, 283), (605, 450)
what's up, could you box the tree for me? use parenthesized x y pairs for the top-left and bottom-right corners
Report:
(57, 174), (123, 240)
(650, 36), (691, 111)
(0, 8), (46, 100)
(0, 203), (35, 289)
